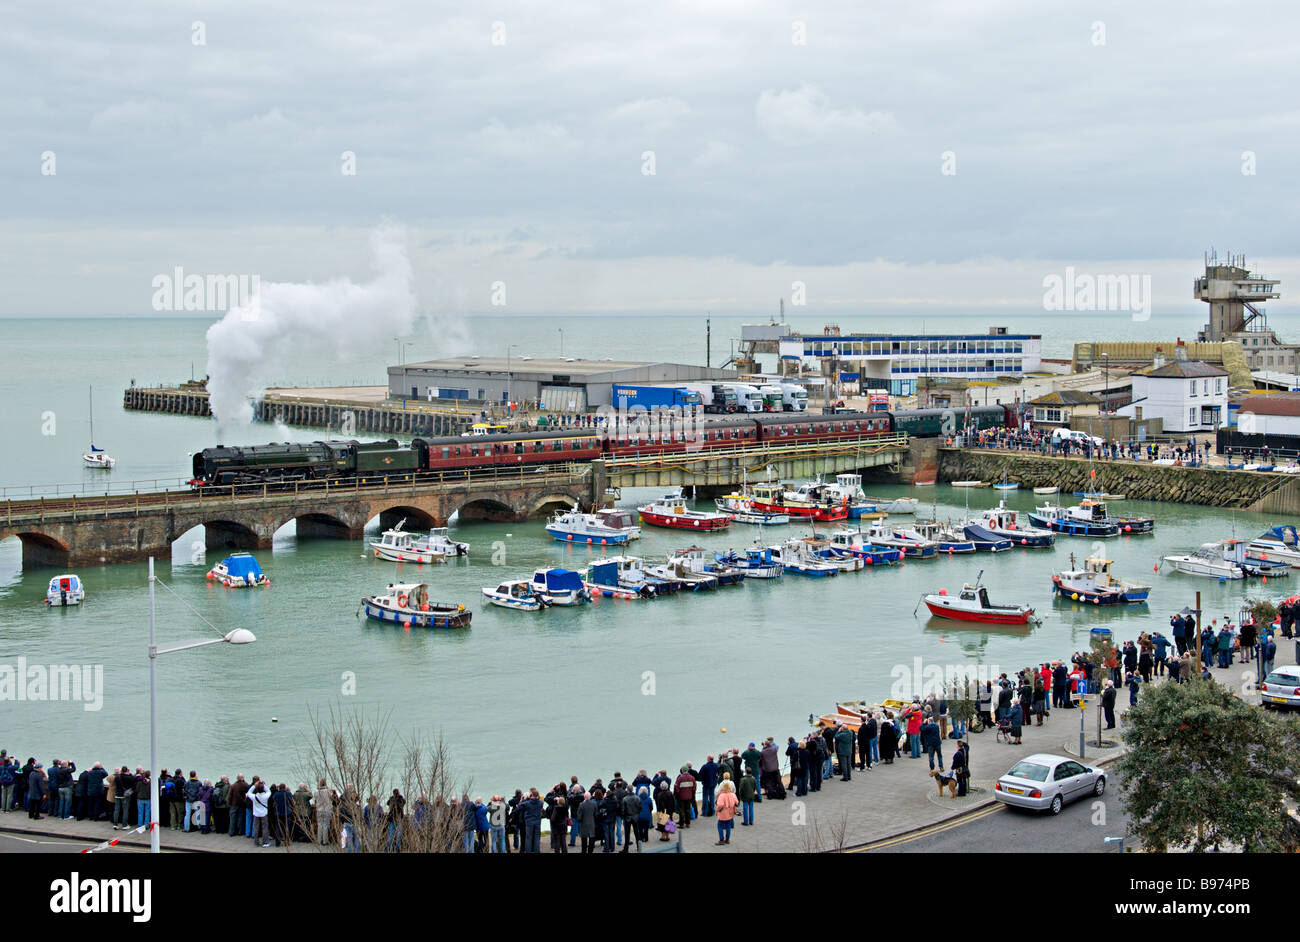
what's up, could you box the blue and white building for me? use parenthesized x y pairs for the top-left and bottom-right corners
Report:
(775, 327), (1043, 396)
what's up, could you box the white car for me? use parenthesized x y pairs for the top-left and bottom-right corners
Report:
(992, 753), (1106, 815)
(1260, 666), (1300, 710)
(1051, 428), (1105, 450)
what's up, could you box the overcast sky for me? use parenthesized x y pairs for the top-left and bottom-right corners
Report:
(3, 0), (1299, 316)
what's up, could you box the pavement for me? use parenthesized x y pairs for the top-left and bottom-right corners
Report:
(0, 645), (1273, 854)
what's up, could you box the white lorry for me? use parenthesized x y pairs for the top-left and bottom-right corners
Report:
(778, 383), (808, 412)
(723, 383), (765, 413)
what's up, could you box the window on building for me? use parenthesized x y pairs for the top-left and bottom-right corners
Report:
(1188, 408), (1196, 425)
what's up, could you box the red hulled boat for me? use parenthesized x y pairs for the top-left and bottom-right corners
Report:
(637, 489), (733, 531)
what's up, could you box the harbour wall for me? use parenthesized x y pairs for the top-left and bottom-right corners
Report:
(123, 386), (474, 438)
(937, 447), (1300, 512)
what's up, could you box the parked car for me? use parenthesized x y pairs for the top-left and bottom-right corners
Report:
(992, 753), (1106, 815)
(1260, 666), (1300, 710)
(1050, 428), (1105, 450)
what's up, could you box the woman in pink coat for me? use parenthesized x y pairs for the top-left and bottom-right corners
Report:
(714, 781), (738, 845)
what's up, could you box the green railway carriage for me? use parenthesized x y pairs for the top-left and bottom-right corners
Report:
(888, 405), (1011, 438)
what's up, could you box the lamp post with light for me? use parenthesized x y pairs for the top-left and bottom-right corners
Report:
(147, 557), (256, 853)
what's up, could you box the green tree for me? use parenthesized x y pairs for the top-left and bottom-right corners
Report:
(1117, 677), (1300, 852)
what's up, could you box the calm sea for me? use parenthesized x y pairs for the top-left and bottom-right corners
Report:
(0, 312), (1285, 792)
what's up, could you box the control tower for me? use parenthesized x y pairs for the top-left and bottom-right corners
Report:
(1195, 249), (1280, 342)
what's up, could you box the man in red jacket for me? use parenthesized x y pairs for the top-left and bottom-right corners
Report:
(673, 766), (696, 829)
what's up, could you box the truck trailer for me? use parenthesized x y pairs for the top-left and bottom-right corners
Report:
(611, 384), (704, 411)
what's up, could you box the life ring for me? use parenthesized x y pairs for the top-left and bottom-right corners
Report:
(397, 594), (409, 607)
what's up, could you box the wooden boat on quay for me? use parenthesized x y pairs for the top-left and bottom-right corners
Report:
(361, 583), (472, 628)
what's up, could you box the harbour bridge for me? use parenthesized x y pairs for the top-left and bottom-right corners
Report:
(0, 434), (907, 568)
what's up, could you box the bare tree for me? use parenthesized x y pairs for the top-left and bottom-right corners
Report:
(291, 705), (473, 853)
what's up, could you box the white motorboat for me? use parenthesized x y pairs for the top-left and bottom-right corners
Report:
(426, 527), (469, 557)
(361, 583), (472, 628)
(82, 386), (115, 469)
(976, 501), (1056, 548)
(646, 557), (719, 590)
(482, 579), (548, 610)
(582, 559), (658, 598)
(767, 540), (839, 577)
(910, 520), (976, 554)
(667, 546), (746, 585)
(824, 529), (903, 565)
(864, 519), (939, 558)
(529, 568), (592, 605)
(1032, 486), (1060, 495)
(800, 538), (866, 571)
(1162, 544), (1244, 580)
(819, 473), (893, 518)
(206, 553), (271, 587)
(1248, 525), (1300, 567)
(46, 574), (84, 606)
(639, 489), (733, 531)
(370, 520), (447, 565)
(546, 507), (641, 545)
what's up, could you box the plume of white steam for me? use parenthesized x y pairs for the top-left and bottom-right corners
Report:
(204, 225), (417, 434)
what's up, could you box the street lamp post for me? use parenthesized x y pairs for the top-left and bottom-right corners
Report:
(147, 557), (256, 853)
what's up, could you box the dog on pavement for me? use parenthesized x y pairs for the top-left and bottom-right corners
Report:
(930, 768), (957, 798)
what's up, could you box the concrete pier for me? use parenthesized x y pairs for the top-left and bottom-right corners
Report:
(122, 385), (476, 438)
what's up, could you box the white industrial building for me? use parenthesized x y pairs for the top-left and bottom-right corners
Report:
(1118, 359), (1228, 432)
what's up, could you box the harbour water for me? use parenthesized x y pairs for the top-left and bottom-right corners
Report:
(0, 314), (1290, 792)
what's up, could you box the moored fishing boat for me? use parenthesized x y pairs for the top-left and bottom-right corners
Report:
(801, 538), (866, 571)
(768, 540), (839, 577)
(482, 579), (548, 610)
(1161, 544), (1243, 580)
(1051, 556), (1150, 604)
(976, 501), (1056, 547)
(1028, 500), (1120, 537)
(546, 507), (642, 545)
(910, 520), (976, 554)
(646, 556), (720, 590)
(582, 559), (658, 599)
(713, 546), (784, 579)
(638, 489), (733, 530)
(820, 473), (888, 518)
(824, 529), (903, 565)
(959, 520), (1014, 552)
(748, 482), (848, 522)
(713, 492), (790, 525)
(46, 574), (84, 607)
(370, 520), (447, 564)
(668, 546), (746, 585)
(426, 527), (470, 557)
(529, 568), (592, 604)
(1248, 525), (1300, 567)
(207, 553), (271, 587)
(361, 582), (472, 628)
(863, 520), (938, 558)
(1221, 538), (1291, 577)
(921, 579), (1036, 625)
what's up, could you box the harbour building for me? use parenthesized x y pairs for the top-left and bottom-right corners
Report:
(388, 357), (736, 412)
(756, 325), (1043, 396)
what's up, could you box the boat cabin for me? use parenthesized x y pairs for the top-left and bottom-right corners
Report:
(595, 508), (637, 530)
(959, 584), (992, 608)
